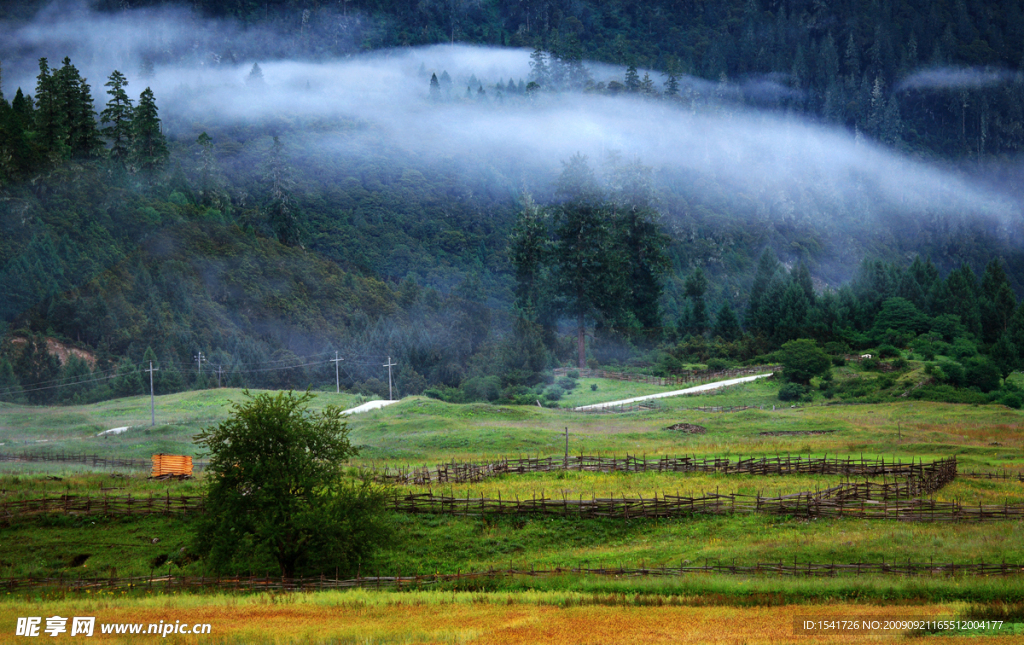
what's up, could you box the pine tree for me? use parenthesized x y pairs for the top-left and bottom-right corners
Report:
(0, 357), (22, 403)
(713, 302), (741, 342)
(114, 356), (143, 397)
(34, 58), (68, 161)
(101, 70), (133, 163)
(429, 72), (440, 99)
(264, 136), (302, 245)
(60, 58), (101, 159)
(624, 64), (641, 93)
(683, 267), (709, 336)
(528, 48), (550, 88)
(129, 87), (168, 174)
(663, 70), (680, 97)
(247, 62), (265, 87)
(551, 154), (618, 367)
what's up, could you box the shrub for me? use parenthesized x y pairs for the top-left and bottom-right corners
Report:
(891, 357), (909, 371)
(544, 385), (565, 401)
(861, 357), (880, 371)
(999, 393), (1023, 409)
(462, 375), (502, 401)
(936, 360), (966, 388)
(824, 341), (851, 356)
(566, 370), (580, 379)
(590, 384), (598, 391)
(877, 344), (900, 358)
(777, 339), (831, 385)
(963, 356), (1001, 393)
(951, 338), (978, 360)
(778, 383), (809, 401)
(556, 376), (578, 390)
(706, 358), (731, 372)
(832, 355), (846, 366)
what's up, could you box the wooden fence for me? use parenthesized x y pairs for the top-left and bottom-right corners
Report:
(0, 450), (207, 472)
(0, 450), (151, 470)
(959, 470), (1024, 482)
(388, 489), (1023, 522)
(365, 454), (958, 487)
(0, 493), (204, 520)
(552, 365), (781, 387)
(2, 559), (1023, 594)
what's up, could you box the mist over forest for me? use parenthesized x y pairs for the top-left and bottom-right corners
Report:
(2, 0), (1024, 406)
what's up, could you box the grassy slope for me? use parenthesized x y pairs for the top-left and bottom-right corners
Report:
(1, 375), (1023, 599)
(0, 389), (365, 459)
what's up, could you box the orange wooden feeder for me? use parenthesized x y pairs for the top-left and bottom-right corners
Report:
(151, 453), (194, 477)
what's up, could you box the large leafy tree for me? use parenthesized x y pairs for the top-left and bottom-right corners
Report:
(777, 338), (831, 385)
(194, 390), (390, 578)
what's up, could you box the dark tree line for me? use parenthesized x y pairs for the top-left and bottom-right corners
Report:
(0, 57), (168, 186)
(509, 155), (670, 368)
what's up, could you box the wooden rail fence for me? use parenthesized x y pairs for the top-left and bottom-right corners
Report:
(0, 451), (207, 472)
(365, 454), (958, 486)
(2, 559), (1023, 594)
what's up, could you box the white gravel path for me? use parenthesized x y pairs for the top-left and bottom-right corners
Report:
(341, 399), (401, 415)
(573, 373), (775, 411)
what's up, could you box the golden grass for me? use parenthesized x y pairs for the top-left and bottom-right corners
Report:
(0, 592), (1013, 644)
(406, 471), (851, 500)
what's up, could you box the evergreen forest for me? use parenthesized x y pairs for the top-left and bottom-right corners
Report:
(2, 0), (1024, 408)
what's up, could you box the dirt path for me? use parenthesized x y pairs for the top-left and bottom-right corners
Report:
(573, 373), (774, 411)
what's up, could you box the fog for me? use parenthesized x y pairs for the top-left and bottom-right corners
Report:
(895, 67), (1018, 92)
(3, 2), (1021, 233)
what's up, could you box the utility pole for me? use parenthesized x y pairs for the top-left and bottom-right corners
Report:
(383, 356), (397, 401)
(194, 351), (205, 375)
(215, 365), (224, 388)
(145, 361), (159, 426)
(564, 426), (569, 467)
(330, 352), (344, 393)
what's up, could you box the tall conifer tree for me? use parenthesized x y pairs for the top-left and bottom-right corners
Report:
(130, 87), (168, 174)
(101, 70), (133, 163)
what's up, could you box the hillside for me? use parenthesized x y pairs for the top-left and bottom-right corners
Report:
(1, 1), (1023, 406)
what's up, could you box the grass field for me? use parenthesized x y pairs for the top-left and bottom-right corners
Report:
(0, 591), (1020, 643)
(3, 373), (1024, 643)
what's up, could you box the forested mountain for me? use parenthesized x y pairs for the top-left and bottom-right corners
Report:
(1, 0), (1023, 406)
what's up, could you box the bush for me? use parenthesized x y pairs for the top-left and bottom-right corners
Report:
(777, 339), (831, 385)
(706, 358), (731, 372)
(544, 385), (565, 401)
(566, 370), (580, 379)
(963, 356), (1001, 393)
(891, 357), (909, 371)
(556, 376), (578, 390)
(936, 360), (966, 388)
(590, 383), (598, 391)
(824, 341), (851, 356)
(832, 355), (846, 366)
(778, 383), (809, 401)
(951, 338), (978, 360)
(462, 375), (502, 401)
(877, 344), (900, 358)
(861, 357), (880, 371)
(999, 393), (1023, 409)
